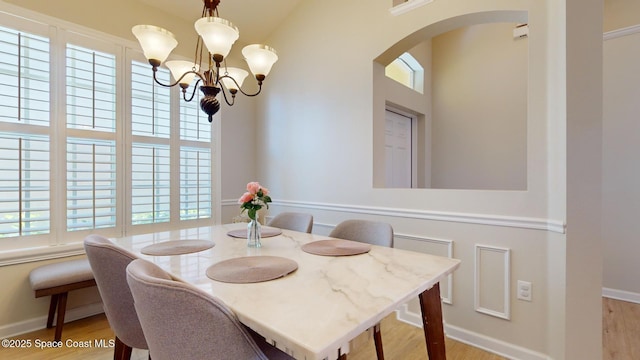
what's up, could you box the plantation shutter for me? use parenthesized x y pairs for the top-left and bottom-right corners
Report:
(130, 60), (171, 224)
(0, 25), (51, 237)
(65, 44), (117, 231)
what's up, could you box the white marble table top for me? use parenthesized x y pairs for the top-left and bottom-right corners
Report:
(113, 223), (461, 360)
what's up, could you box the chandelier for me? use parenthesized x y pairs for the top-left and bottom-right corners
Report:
(132, 0), (278, 122)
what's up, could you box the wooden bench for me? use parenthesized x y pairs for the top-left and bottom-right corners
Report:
(29, 258), (96, 341)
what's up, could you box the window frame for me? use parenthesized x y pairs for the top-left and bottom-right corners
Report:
(385, 52), (424, 94)
(0, 4), (218, 264)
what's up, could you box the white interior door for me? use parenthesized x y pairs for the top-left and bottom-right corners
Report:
(385, 109), (412, 188)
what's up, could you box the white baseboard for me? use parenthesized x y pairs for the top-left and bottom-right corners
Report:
(396, 304), (551, 360)
(602, 287), (640, 304)
(0, 302), (104, 339)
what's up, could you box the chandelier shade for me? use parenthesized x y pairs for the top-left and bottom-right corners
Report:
(220, 67), (249, 92)
(132, 0), (278, 123)
(165, 60), (200, 86)
(242, 44), (278, 78)
(194, 17), (239, 59)
(131, 25), (178, 65)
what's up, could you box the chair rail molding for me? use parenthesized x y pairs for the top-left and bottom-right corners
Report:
(604, 24), (640, 41)
(222, 199), (567, 233)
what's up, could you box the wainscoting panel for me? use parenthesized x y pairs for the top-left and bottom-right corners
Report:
(394, 234), (454, 304)
(475, 244), (511, 320)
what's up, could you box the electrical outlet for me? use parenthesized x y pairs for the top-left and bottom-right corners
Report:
(517, 280), (532, 301)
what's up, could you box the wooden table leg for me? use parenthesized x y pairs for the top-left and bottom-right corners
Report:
(338, 349), (348, 360)
(373, 323), (385, 360)
(419, 282), (446, 360)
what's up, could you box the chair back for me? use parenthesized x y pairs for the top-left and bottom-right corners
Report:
(267, 212), (313, 233)
(329, 219), (394, 247)
(126, 259), (273, 360)
(83, 235), (147, 350)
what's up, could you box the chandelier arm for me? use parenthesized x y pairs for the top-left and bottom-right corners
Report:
(183, 79), (202, 102)
(152, 67), (205, 88)
(194, 37), (203, 70)
(218, 84), (235, 106)
(218, 75), (264, 97)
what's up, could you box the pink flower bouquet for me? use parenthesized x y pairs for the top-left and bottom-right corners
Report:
(238, 182), (272, 220)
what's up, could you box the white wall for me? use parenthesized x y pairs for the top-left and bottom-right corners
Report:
(602, 27), (640, 298)
(431, 22), (528, 190)
(258, 0), (601, 359)
(219, 97), (259, 222)
(604, 0), (640, 32)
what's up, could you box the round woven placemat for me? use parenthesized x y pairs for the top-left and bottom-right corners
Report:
(301, 239), (371, 256)
(140, 239), (215, 256)
(206, 256), (298, 283)
(226, 227), (283, 239)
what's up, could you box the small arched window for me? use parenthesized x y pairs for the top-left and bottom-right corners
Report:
(384, 52), (424, 93)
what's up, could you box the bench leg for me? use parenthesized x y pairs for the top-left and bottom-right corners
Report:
(46, 294), (59, 329)
(54, 292), (68, 341)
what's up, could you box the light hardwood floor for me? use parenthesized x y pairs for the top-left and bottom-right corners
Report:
(1, 297), (637, 359)
(603, 297), (640, 360)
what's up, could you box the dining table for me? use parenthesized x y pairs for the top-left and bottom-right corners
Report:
(112, 223), (461, 360)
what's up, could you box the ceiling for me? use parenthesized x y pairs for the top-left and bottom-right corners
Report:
(136, 0), (302, 44)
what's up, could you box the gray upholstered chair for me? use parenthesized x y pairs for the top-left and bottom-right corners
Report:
(267, 212), (314, 233)
(83, 235), (147, 360)
(329, 219), (394, 248)
(125, 258), (294, 360)
(329, 219), (394, 360)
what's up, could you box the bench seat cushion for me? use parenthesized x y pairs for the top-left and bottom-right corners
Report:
(29, 259), (94, 291)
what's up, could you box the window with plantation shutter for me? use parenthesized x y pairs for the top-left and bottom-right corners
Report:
(180, 85), (210, 142)
(131, 60), (171, 138)
(65, 43), (118, 232)
(131, 143), (171, 224)
(179, 83), (212, 221)
(66, 44), (116, 132)
(0, 134), (50, 237)
(0, 25), (50, 127)
(0, 23), (51, 239)
(66, 138), (117, 231)
(130, 60), (173, 225)
(180, 146), (212, 220)
(0, 8), (217, 256)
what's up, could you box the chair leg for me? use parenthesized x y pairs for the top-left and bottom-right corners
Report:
(114, 337), (123, 360)
(114, 336), (133, 360)
(46, 294), (59, 329)
(121, 344), (133, 360)
(53, 292), (68, 341)
(373, 323), (385, 360)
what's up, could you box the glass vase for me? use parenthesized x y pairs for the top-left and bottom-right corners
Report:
(247, 218), (262, 248)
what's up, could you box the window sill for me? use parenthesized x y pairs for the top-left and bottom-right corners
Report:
(0, 242), (86, 267)
(389, 0), (434, 16)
